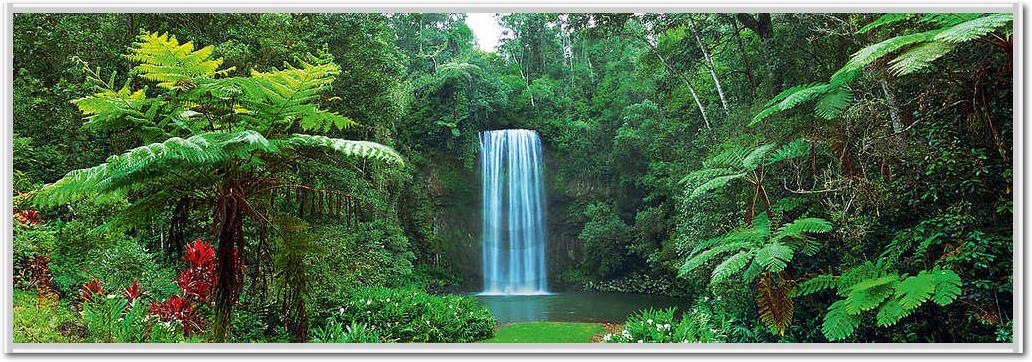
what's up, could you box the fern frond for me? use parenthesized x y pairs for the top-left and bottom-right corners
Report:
(281, 134), (405, 164)
(934, 13), (1013, 43)
(930, 269), (962, 305)
(844, 275), (897, 314)
(766, 138), (810, 165)
(710, 250), (755, 285)
(822, 300), (860, 341)
(128, 32), (230, 89)
(754, 242), (793, 273)
(680, 168), (737, 185)
(776, 217), (833, 239)
(831, 29), (941, 82)
(894, 271), (936, 309)
(742, 144), (776, 169)
(757, 274), (794, 335)
(234, 51), (355, 132)
(792, 274), (839, 298)
(888, 41), (954, 76)
(679, 241), (751, 276)
(875, 298), (910, 327)
(814, 88), (853, 119)
(688, 172), (746, 199)
(777, 83), (835, 111)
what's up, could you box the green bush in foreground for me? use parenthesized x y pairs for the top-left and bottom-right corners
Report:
(331, 287), (494, 342)
(603, 306), (730, 343)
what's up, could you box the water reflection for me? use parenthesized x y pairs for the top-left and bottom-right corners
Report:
(475, 292), (691, 323)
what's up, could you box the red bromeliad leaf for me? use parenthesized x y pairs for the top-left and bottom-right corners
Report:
(122, 281), (143, 302)
(14, 209), (43, 225)
(177, 240), (217, 303)
(149, 295), (204, 335)
(80, 279), (103, 303)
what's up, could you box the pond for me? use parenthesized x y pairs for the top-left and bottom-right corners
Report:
(475, 292), (691, 324)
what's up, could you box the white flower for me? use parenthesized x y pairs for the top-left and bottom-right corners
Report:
(703, 296), (710, 302)
(647, 319), (653, 325)
(602, 334), (612, 342)
(339, 307), (345, 313)
(106, 294), (116, 299)
(366, 300), (372, 305)
(637, 340), (643, 343)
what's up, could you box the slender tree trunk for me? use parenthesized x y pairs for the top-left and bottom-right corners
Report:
(879, 76), (907, 148)
(729, 17), (757, 93)
(689, 17), (730, 114)
(636, 34), (711, 129)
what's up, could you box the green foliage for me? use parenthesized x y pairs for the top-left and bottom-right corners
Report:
(799, 263), (964, 341)
(680, 213), (831, 286)
(12, 290), (83, 343)
(333, 287), (495, 343)
(602, 306), (729, 343)
(311, 318), (383, 343)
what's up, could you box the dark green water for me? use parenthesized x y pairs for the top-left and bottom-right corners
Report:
(475, 292), (691, 323)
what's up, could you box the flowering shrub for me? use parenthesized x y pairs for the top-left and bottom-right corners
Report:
(122, 281), (143, 302)
(311, 317), (382, 343)
(150, 295), (204, 335)
(333, 287), (495, 342)
(15, 209), (43, 225)
(602, 306), (729, 343)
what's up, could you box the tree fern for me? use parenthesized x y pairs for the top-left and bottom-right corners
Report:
(814, 88), (853, 119)
(934, 13), (1013, 43)
(128, 32), (232, 89)
(805, 264), (963, 341)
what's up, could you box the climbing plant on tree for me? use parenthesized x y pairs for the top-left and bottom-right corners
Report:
(33, 32), (404, 341)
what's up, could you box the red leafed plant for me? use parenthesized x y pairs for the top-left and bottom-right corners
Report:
(150, 295), (204, 335)
(80, 279), (104, 303)
(14, 209), (43, 225)
(177, 239), (216, 302)
(121, 281), (143, 302)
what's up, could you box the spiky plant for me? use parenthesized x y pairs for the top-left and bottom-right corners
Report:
(792, 260), (962, 341)
(679, 212), (832, 334)
(34, 32), (403, 341)
(680, 139), (809, 222)
(752, 12), (1013, 125)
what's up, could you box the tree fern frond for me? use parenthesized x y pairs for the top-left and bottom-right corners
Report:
(776, 217), (833, 239)
(777, 83), (835, 111)
(754, 242), (793, 273)
(710, 250), (755, 285)
(792, 274), (839, 298)
(822, 300), (860, 341)
(679, 241), (751, 276)
(688, 172), (746, 199)
(742, 144), (776, 169)
(680, 168), (737, 185)
(814, 88), (853, 119)
(766, 138), (811, 166)
(757, 274), (794, 335)
(933, 13), (1013, 43)
(844, 275), (897, 314)
(875, 298), (910, 327)
(894, 271), (936, 309)
(832, 29), (942, 81)
(281, 134), (405, 164)
(128, 32), (230, 89)
(930, 269), (962, 305)
(888, 41), (955, 76)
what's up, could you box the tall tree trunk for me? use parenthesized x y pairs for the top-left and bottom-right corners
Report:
(729, 16), (757, 94)
(213, 184), (244, 342)
(879, 76), (907, 148)
(689, 17), (730, 114)
(636, 34), (711, 130)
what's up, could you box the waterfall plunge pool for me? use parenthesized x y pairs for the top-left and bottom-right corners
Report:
(474, 292), (691, 324)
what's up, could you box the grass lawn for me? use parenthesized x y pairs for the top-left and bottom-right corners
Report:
(482, 322), (607, 343)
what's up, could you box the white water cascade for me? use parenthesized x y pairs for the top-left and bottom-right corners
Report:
(480, 129), (548, 295)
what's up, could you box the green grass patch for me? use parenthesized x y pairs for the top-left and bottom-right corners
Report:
(482, 322), (606, 343)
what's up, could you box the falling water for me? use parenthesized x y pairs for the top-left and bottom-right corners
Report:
(480, 129), (548, 295)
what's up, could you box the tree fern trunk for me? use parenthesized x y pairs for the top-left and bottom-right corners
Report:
(213, 186), (243, 342)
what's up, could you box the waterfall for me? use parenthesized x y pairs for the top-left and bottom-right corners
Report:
(480, 129), (548, 295)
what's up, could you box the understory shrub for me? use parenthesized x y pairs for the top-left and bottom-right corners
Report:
(332, 286), (495, 342)
(311, 318), (382, 343)
(583, 272), (689, 296)
(603, 306), (730, 343)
